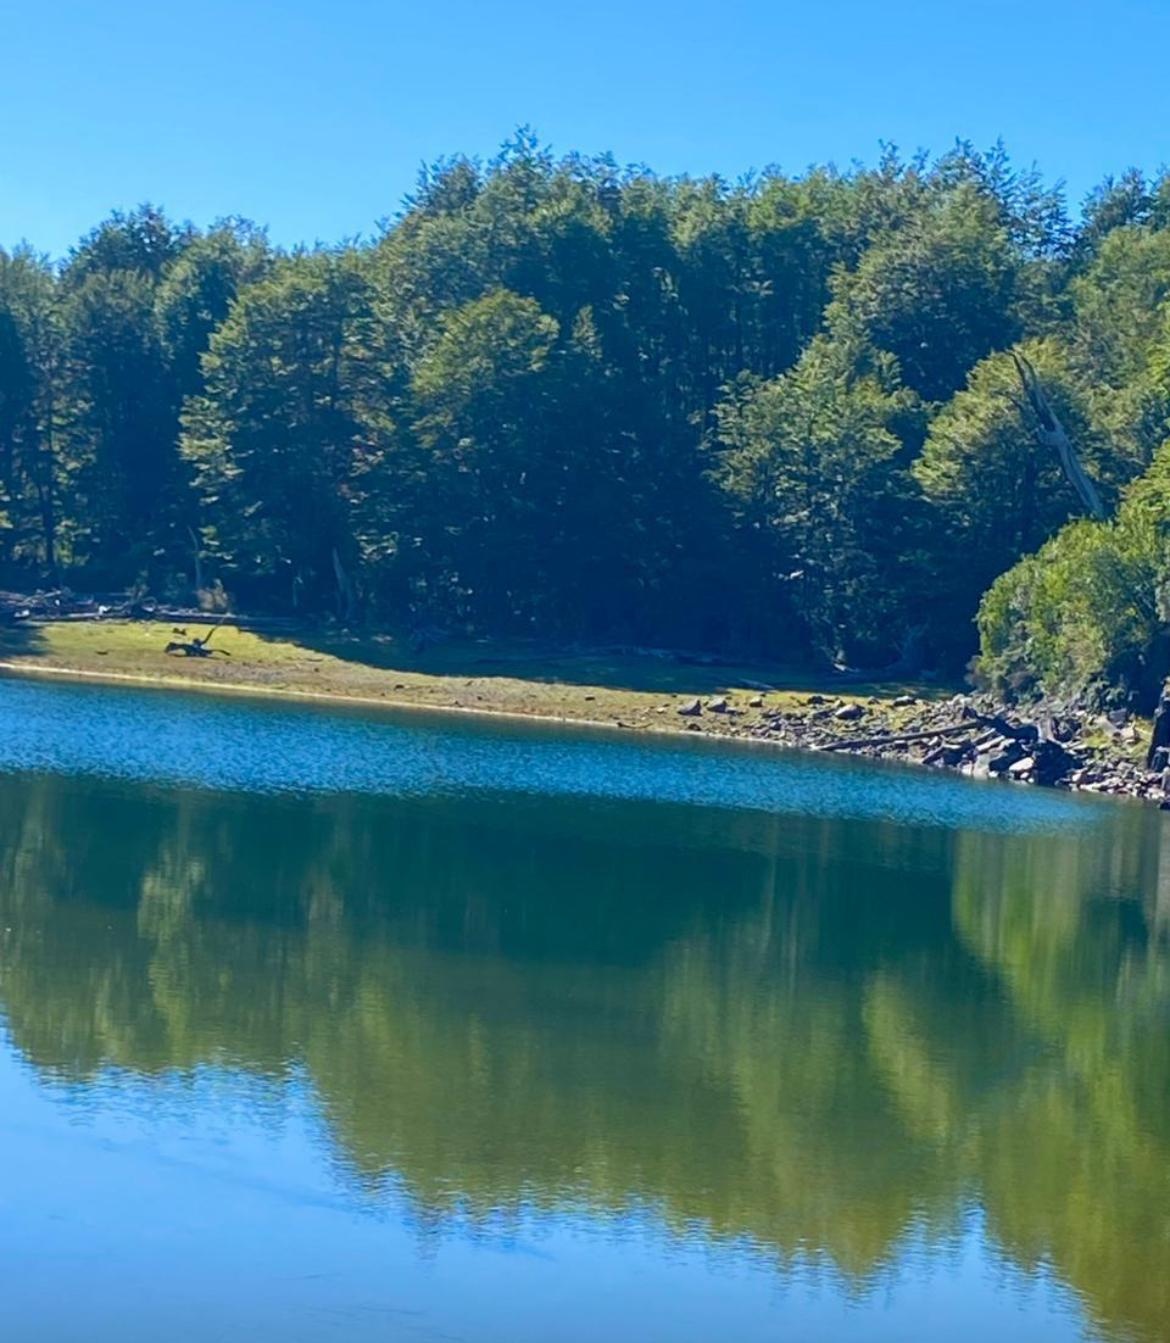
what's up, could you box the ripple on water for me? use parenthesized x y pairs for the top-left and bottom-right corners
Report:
(0, 675), (1092, 834)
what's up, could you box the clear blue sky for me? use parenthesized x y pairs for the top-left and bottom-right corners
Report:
(3, 0), (1167, 257)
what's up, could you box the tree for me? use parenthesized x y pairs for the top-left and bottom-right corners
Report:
(182, 251), (380, 613)
(832, 184), (1024, 403)
(155, 219), (271, 400)
(715, 335), (923, 664)
(6, 136), (1170, 683)
(977, 515), (1162, 702)
(914, 340), (1107, 636)
(408, 288), (560, 629)
(59, 208), (195, 583)
(0, 248), (68, 575)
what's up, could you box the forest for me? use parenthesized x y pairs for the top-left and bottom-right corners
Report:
(2, 134), (1169, 704)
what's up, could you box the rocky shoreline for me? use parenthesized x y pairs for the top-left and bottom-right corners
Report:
(3, 615), (1164, 805)
(674, 690), (1166, 805)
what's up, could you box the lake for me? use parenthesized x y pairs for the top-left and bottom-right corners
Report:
(0, 676), (1167, 1343)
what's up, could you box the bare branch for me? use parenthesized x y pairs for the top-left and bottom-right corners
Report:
(1011, 351), (1106, 520)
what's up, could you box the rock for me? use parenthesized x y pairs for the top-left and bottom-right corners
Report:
(834, 703), (864, 721)
(707, 696), (729, 713)
(677, 698), (702, 717)
(987, 753), (1019, 775)
(892, 694), (917, 707)
(924, 743), (967, 766)
(1120, 722), (1140, 745)
(982, 714), (1038, 744)
(1049, 715), (1078, 743)
(986, 738), (1024, 773)
(1008, 757), (1036, 778)
(748, 695), (765, 709)
(1108, 708), (1130, 727)
(1029, 739), (1080, 786)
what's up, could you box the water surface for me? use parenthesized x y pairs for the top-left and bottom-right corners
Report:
(0, 677), (1167, 1342)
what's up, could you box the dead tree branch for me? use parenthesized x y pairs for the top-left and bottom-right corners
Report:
(1012, 351), (1106, 520)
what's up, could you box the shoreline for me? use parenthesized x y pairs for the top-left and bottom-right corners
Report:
(0, 621), (1160, 804)
(0, 657), (618, 729)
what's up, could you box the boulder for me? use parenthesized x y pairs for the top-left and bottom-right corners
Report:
(834, 703), (864, 722)
(986, 741), (1024, 774)
(677, 698), (702, 717)
(1029, 739), (1080, 786)
(924, 743), (968, 767)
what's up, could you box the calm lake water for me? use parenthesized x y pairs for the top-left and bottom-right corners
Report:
(0, 676), (1167, 1343)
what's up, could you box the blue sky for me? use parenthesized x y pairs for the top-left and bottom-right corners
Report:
(3, 0), (1167, 257)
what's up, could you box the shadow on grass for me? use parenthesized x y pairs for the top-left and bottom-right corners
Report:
(0, 615), (950, 704)
(262, 628), (947, 701)
(0, 624), (51, 660)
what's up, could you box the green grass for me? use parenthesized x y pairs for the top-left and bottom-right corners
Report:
(0, 619), (946, 738)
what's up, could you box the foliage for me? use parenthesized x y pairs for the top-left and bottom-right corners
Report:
(715, 335), (923, 662)
(978, 514), (1163, 701)
(4, 140), (1170, 682)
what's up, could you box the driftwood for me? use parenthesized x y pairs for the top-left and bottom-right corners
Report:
(165, 613), (231, 657)
(165, 639), (230, 657)
(819, 722), (975, 752)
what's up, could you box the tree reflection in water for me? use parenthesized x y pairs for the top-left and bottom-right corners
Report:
(0, 771), (1166, 1341)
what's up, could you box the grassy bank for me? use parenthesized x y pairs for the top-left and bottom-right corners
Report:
(0, 619), (938, 739)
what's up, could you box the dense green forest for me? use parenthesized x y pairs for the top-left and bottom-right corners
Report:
(3, 135), (1170, 701)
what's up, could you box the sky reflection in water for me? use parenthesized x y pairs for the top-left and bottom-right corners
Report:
(0, 677), (1164, 1342)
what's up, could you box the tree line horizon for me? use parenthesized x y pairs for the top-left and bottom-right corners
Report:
(2, 133), (1169, 703)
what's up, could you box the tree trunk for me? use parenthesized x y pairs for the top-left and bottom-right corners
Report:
(1012, 352), (1106, 520)
(332, 547), (356, 623)
(188, 526), (205, 596)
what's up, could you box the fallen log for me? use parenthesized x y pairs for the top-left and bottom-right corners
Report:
(164, 640), (230, 657)
(164, 613), (231, 658)
(819, 722), (975, 752)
